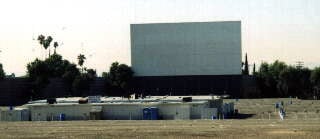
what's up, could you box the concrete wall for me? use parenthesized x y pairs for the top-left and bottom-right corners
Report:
(101, 104), (146, 120)
(101, 102), (218, 120)
(0, 108), (29, 121)
(29, 104), (92, 121)
(27, 103), (206, 120)
(101, 103), (193, 120)
(201, 108), (218, 119)
(190, 103), (208, 119)
(131, 21), (242, 76)
(157, 103), (191, 120)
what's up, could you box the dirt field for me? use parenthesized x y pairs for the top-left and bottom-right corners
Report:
(1, 119), (320, 139)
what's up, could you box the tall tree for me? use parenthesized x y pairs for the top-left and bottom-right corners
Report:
(86, 69), (97, 78)
(0, 63), (5, 79)
(311, 67), (320, 98)
(72, 68), (96, 96)
(311, 67), (320, 88)
(256, 62), (275, 97)
(37, 35), (45, 57)
(256, 60), (288, 97)
(44, 36), (53, 50)
(37, 35), (53, 58)
(37, 35), (45, 47)
(269, 60), (287, 80)
(77, 54), (86, 73)
(53, 42), (59, 54)
(255, 60), (316, 98)
(279, 66), (311, 97)
(243, 53), (249, 75)
(103, 62), (134, 96)
(45, 36), (53, 57)
(27, 54), (81, 98)
(252, 63), (256, 75)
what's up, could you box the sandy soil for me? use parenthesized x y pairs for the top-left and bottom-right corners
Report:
(0, 119), (320, 139)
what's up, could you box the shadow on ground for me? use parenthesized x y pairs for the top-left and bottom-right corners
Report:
(226, 113), (255, 119)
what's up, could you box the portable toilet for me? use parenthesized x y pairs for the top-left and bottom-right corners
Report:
(143, 107), (150, 120)
(150, 107), (158, 120)
(59, 113), (66, 121)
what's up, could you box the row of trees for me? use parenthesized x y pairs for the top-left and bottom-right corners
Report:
(0, 63), (5, 79)
(254, 60), (320, 99)
(27, 35), (133, 98)
(102, 62), (134, 96)
(242, 53), (256, 75)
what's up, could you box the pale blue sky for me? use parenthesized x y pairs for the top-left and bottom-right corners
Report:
(0, 0), (319, 76)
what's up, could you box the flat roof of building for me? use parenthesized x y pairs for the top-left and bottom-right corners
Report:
(26, 95), (220, 106)
(25, 101), (209, 107)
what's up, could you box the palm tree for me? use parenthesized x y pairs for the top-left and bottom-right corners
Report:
(77, 54), (86, 73)
(44, 36), (52, 50)
(37, 35), (53, 58)
(37, 35), (45, 59)
(53, 42), (59, 54)
(37, 35), (45, 46)
(45, 36), (53, 57)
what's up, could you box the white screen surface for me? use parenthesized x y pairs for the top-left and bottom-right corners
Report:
(131, 21), (242, 76)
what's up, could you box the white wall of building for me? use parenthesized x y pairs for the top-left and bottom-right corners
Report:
(29, 104), (92, 121)
(101, 104), (146, 120)
(0, 108), (29, 121)
(157, 103), (191, 120)
(23, 98), (223, 121)
(131, 21), (242, 76)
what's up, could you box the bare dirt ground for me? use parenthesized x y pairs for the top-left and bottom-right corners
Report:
(0, 119), (320, 139)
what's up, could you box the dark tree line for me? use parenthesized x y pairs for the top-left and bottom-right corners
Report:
(102, 62), (134, 97)
(255, 60), (320, 99)
(26, 53), (90, 98)
(27, 35), (97, 98)
(0, 63), (5, 79)
(25, 35), (134, 99)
